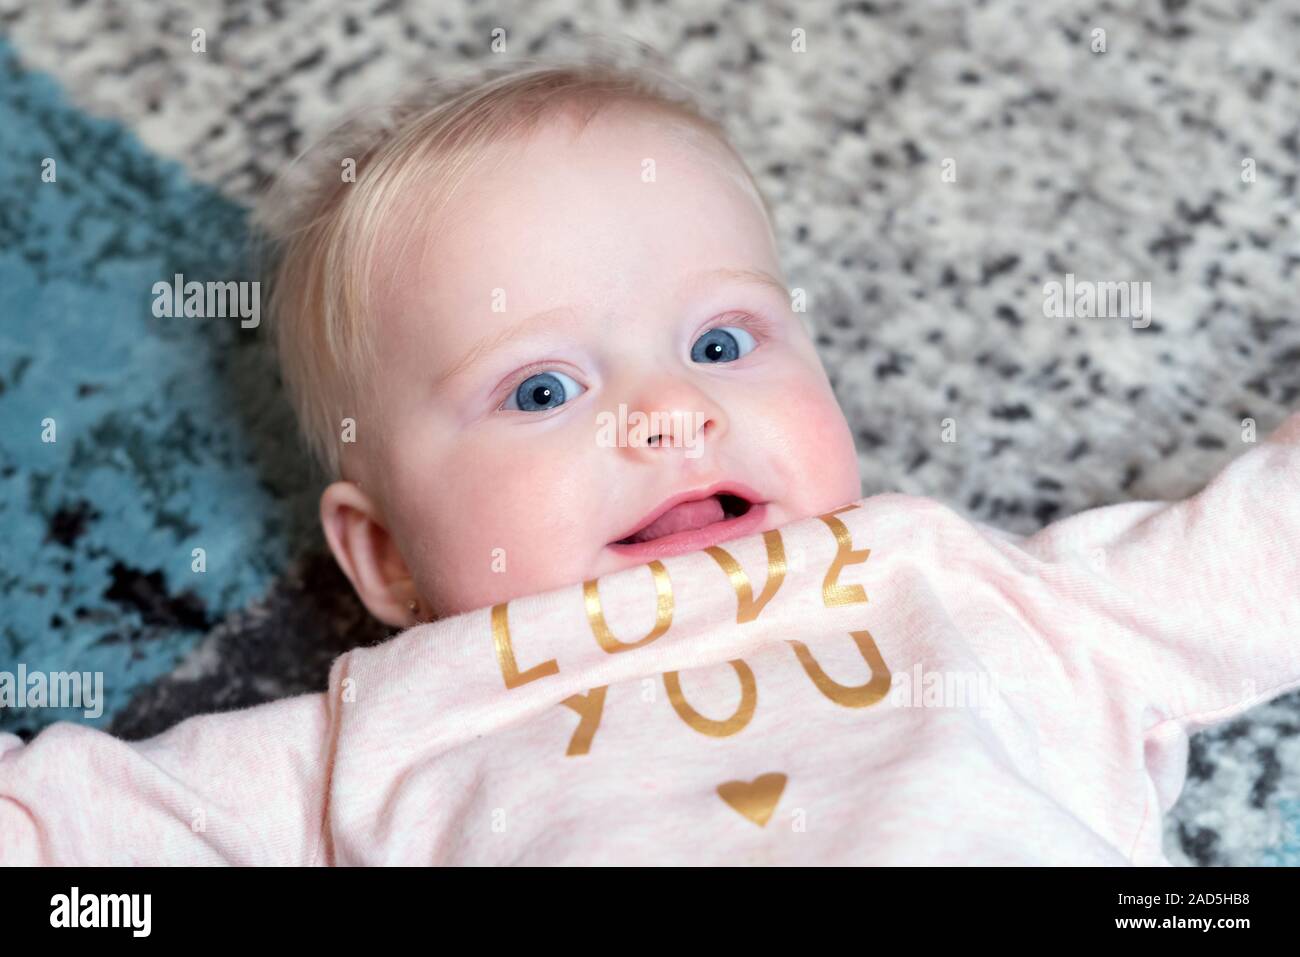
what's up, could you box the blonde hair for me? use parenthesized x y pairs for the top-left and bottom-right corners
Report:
(254, 51), (776, 480)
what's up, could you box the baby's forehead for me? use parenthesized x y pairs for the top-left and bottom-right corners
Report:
(412, 104), (752, 214)
(374, 109), (772, 308)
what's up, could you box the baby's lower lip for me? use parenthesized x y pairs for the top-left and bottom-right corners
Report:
(606, 503), (768, 561)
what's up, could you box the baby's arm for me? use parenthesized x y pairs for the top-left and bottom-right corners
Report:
(1016, 411), (1300, 736)
(0, 682), (337, 865)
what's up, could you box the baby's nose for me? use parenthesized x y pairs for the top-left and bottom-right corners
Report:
(602, 378), (727, 458)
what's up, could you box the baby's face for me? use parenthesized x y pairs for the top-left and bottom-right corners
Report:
(335, 107), (861, 622)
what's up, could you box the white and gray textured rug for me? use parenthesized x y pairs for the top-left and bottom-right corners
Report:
(1, 0), (1296, 865)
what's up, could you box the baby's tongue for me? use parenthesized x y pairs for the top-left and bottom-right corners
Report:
(628, 496), (725, 543)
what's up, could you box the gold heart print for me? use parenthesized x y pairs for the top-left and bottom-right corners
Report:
(717, 772), (788, 827)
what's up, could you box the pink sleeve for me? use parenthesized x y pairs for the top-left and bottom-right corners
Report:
(1016, 411), (1300, 735)
(0, 685), (337, 865)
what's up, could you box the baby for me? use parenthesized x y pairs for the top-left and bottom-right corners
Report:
(1, 56), (1297, 867)
(263, 57), (862, 625)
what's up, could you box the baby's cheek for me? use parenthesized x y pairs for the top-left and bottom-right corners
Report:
(425, 437), (599, 612)
(753, 377), (861, 504)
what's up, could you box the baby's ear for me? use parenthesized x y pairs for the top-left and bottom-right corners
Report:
(319, 481), (417, 628)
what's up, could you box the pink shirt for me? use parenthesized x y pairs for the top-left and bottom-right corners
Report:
(3, 413), (1298, 865)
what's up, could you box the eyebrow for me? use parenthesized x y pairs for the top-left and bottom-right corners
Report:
(432, 266), (790, 390)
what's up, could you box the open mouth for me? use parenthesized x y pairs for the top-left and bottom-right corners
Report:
(614, 491), (755, 546)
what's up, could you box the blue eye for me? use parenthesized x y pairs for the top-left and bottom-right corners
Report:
(691, 325), (757, 364)
(503, 370), (585, 412)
